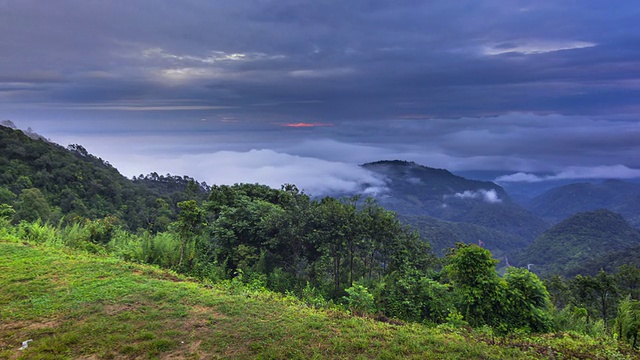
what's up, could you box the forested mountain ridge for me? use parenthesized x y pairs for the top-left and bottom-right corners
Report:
(527, 180), (640, 227)
(361, 160), (510, 210)
(361, 160), (549, 247)
(402, 214), (531, 258)
(0, 124), (207, 231)
(517, 209), (640, 276)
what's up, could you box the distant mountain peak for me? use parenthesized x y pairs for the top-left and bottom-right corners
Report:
(358, 160), (548, 242)
(363, 160), (417, 166)
(363, 160), (451, 172)
(361, 160), (459, 181)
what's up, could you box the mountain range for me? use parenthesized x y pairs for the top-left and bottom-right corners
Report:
(2, 123), (640, 276)
(526, 180), (640, 228)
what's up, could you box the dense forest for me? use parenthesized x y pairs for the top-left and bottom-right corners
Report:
(0, 124), (208, 231)
(2, 123), (640, 349)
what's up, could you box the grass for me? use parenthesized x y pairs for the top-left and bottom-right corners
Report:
(0, 241), (636, 359)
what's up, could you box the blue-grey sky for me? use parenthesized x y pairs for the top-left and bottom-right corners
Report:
(2, 1), (640, 194)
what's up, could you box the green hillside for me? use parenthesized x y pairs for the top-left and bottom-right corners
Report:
(528, 180), (640, 226)
(518, 209), (640, 276)
(402, 215), (530, 259)
(1, 241), (633, 359)
(362, 160), (549, 242)
(0, 124), (208, 231)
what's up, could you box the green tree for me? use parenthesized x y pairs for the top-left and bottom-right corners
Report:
(615, 295), (640, 348)
(14, 188), (52, 222)
(0, 186), (16, 205)
(593, 270), (620, 328)
(569, 274), (599, 324)
(545, 275), (571, 309)
(378, 268), (450, 324)
(314, 196), (352, 296)
(617, 265), (640, 300)
(445, 244), (506, 327)
(503, 267), (553, 332)
(343, 283), (376, 316)
(176, 200), (205, 268)
(0, 204), (15, 219)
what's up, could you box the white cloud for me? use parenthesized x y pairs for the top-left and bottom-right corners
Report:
(289, 68), (355, 78)
(494, 172), (548, 183)
(110, 149), (388, 196)
(142, 48), (284, 64)
(484, 40), (596, 56)
(496, 165), (640, 182)
(450, 189), (502, 203)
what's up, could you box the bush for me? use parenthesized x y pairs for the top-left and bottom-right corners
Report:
(377, 270), (451, 324)
(343, 284), (376, 316)
(86, 216), (117, 244)
(551, 306), (606, 337)
(615, 295), (640, 348)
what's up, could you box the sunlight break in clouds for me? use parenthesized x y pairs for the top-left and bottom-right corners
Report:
(495, 165), (640, 183)
(142, 47), (284, 64)
(281, 123), (334, 127)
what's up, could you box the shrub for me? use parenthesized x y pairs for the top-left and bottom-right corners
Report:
(343, 283), (376, 316)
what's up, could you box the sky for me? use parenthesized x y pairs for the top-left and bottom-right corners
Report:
(1, 1), (640, 195)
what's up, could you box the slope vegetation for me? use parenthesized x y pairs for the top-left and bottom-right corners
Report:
(518, 209), (640, 276)
(528, 180), (640, 227)
(402, 215), (530, 259)
(0, 124), (207, 231)
(0, 241), (632, 359)
(362, 160), (549, 250)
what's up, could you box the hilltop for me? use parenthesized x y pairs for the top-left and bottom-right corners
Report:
(361, 160), (549, 257)
(517, 209), (640, 276)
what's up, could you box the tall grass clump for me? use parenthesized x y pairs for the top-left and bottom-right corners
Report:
(17, 220), (60, 245)
(0, 216), (20, 242)
(106, 230), (181, 268)
(106, 228), (144, 261)
(139, 232), (181, 268)
(59, 222), (90, 248)
(551, 306), (606, 337)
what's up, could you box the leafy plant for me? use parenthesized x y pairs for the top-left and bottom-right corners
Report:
(343, 283), (376, 316)
(615, 295), (640, 348)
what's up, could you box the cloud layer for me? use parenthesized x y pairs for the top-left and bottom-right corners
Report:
(496, 165), (640, 183)
(109, 148), (387, 196)
(2, 1), (639, 179)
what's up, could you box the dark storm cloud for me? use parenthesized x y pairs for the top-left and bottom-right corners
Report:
(2, 0), (640, 185)
(3, 0), (638, 118)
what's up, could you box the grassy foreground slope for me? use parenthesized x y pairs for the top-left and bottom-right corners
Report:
(0, 242), (633, 360)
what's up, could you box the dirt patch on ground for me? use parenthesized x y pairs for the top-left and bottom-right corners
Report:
(191, 305), (227, 320)
(0, 319), (62, 332)
(184, 305), (227, 333)
(157, 339), (208, 360)
(103, 303), (136, 315)
(0, 319), (63, 360)
(188, 340), (202, 353)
